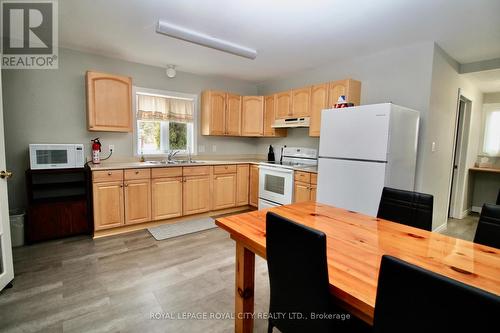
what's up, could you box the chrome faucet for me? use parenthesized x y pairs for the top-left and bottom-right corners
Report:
(167, 150), (179, 162)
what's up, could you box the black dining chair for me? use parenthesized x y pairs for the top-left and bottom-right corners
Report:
(496, 188), (500, 205)
(373, 255), (500, 333)
(474, 203), (500, 248)
(377, 187), (433, 231)
(266, 212), (360, 333)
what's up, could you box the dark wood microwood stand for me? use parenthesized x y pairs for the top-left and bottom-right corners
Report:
(25, 168), (91, 243)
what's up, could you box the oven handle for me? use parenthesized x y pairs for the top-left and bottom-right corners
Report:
(258, 165), (294, 174)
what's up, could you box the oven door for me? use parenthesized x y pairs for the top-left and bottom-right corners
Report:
(258, 165), (293, 205)
(29, 145), (75, 169)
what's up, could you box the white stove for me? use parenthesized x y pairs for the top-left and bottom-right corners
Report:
(258, 147), (317, 209)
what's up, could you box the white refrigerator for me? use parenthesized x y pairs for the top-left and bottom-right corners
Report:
(317, 103), (419, 216)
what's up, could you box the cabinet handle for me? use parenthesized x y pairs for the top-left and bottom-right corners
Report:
(135, 171), (139, 174)
(125, 184), (129, 187)
(120, 184), (123, 188)
(108, 172), (112, 176)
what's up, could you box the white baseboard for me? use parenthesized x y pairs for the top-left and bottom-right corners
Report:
(433, 223), (447, 233)
(471, 206), (482, 213)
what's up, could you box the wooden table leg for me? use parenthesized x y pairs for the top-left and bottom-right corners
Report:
(235, 242), (256, 333)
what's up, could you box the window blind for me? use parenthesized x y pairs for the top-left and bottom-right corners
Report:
(137, 94), (194, 122)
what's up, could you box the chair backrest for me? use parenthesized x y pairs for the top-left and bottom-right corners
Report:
(374, 255), (500, 333)
(474, 203), (500, 248)
(377, 187), (433, 231)
(496, 189), (500, 205)
(266, 212), (332, 333)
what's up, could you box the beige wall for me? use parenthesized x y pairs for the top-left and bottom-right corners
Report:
(1, 48), (259, 210)
(483, 92), (500, 104)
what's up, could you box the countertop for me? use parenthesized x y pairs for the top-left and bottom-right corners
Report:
(88, 159), (318, 173)
(469, 167), (500, 174)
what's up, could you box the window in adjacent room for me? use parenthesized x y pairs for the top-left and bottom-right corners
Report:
(482, 104), (500, 156)
(134, 88), (196, 156)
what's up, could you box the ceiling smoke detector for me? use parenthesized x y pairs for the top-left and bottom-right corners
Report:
(166, 65), (176, 78)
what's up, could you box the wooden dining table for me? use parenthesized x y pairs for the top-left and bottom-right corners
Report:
(215, 201), (500, 333)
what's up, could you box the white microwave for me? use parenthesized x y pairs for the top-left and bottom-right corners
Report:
(29, 144), (85, 169)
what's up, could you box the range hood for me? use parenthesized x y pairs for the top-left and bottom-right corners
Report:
(272, 117), (310, 128)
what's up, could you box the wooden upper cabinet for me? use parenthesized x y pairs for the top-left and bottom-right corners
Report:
(327, 79), (361, 107)
(309, 83), (329, 137)
(86, 71), (132, 132)
(275, 91), (291, 119)
(264, 95), (287, 137)
(291, 87), (311, 117)
(201, 90), (226, 136)
(241, 96), (264, 137)
(225, 93), (242, 136)
(236, 164), (249, 206)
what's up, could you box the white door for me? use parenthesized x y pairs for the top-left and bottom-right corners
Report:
(317, 158), (386, 216)
(318, 103), (391, 161)
(0, 69), (14, 291)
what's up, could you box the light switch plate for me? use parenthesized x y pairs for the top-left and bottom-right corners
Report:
(431, 142), (436, 152)
(212, 145), (217, 152)
(198, 145), (205, 153)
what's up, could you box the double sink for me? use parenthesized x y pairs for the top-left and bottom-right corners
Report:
(144, 160), (205, 165)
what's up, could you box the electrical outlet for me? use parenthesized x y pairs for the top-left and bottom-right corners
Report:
(431, 142), (436, 152)
(109, 144), (115, 152)
(212, 145), (217, 152)
(198, 145), (205, 153)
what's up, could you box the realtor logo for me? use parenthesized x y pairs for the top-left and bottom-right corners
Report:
(1, 0), (58, 69)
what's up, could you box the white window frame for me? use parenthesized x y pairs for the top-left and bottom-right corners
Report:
(480, 103), (500, 157)
(133, 86), (198, 157)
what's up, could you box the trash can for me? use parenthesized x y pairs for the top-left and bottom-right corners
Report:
(9, 209), (25, 247)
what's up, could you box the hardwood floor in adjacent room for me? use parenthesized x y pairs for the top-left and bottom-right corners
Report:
(0, 228), (270, 333)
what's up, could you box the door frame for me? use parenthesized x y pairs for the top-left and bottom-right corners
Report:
(0, 69), (14, 291)
(447, 90), (472, 219)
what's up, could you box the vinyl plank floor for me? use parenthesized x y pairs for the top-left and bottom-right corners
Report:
(0, 228), (270, 333)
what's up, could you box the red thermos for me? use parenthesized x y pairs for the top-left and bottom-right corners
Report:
(91, 138), (102, 164)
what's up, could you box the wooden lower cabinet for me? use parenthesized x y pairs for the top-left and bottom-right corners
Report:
(236, 165), (249, 206)
(124, 179), (151, 224)
(310, 184), (317, 202)
(294, 181), (311, 203)
(93, 181), (124, 230)
(152, 177), (183, 220)
(213, 173), (237, 210)
(249, 165), (259, 207)
(183, 175), (211, 215)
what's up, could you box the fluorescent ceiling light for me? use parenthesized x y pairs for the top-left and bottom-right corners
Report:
(156, 20), (257, 60)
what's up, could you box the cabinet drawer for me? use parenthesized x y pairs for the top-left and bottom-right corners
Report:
(183, 166), (211, 176)
(214, 164), (237, 174)
(93, 170), (123, 183)
(124, 168), (151, 180)
(294, 171), (311, 183)
(151, 167), (183, 178)
(310, 173), (317, 185)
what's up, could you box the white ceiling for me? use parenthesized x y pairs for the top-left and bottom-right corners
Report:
(462, 69), (500, 93)
(59, 0), (500, 82)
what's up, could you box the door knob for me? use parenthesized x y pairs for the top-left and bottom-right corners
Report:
(0, 170), (13, 179)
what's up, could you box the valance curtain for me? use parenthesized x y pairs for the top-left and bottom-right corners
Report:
(137, 94), (194, 122)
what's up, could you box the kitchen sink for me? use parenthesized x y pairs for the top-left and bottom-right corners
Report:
(145, 160), (204, 165)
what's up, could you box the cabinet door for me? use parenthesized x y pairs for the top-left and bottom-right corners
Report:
(291, 87), (311, 117)
(93, 181), (124, 230)
(86, 71), (132, 132)
(236, 164), (249, 206)
(226, 93), (242, 136)
(310, 184), (317, 202)
(213, 173), (237, 210)
(183, 176), (211, 215)
(124, 179), (151, 224)
(309, 83), (329, 137)
(275, 91), (291, 119)
(249, 165), (259, 207)
(328, 79), (361, 107)
(201, 90), (226, 135)
(294, 181), (311, 203)
(241, 96), (264, 136)
(264, 95), (287, 137)
(152, 177), (183, 220)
